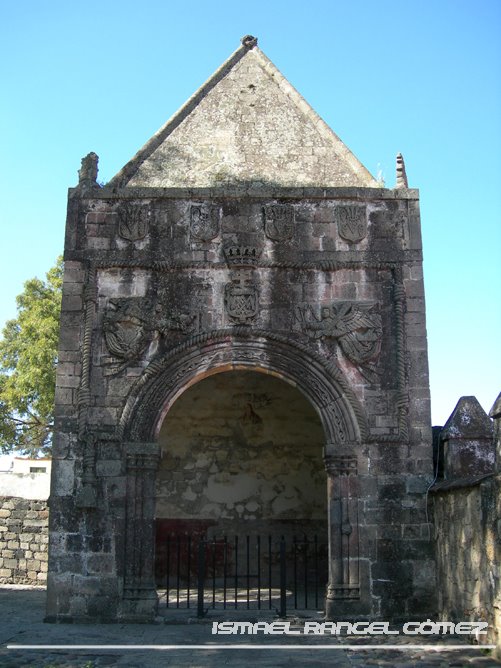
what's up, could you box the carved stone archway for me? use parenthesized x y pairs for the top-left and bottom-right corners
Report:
(117, 328), (366, 620)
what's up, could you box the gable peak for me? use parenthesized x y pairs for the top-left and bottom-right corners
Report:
(108, 37), (378, 190)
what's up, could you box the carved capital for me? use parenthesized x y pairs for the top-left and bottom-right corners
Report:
(324, 454), (358, 476)
(124, 442), (160, 472)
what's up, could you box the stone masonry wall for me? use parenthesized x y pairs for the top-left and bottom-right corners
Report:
(0, 497), (49, 584)
(433, 475), (501, 653)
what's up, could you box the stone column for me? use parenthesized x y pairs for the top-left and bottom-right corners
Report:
(324, 451), (360, 618)
(119, 442), (160, 622)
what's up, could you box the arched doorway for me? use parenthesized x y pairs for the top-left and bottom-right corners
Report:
(155, 370), (327, 611)
(118, 330), (365, 620)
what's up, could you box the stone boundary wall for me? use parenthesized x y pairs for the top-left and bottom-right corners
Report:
(0, 497), (49, 584)
(433, 474), (501, 655)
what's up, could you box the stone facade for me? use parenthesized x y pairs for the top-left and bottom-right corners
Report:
(0, 497), (49, 584)
(47, 36), (434, 622)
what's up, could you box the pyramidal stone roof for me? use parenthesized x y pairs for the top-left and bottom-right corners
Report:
(108, 36), (378, 189)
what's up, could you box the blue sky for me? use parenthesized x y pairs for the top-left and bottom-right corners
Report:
(1, 0), (500, 426)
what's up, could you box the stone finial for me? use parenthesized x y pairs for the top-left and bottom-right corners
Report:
(241, 35), (258, 49)
(78, 152), (99, 188)
(395, 153), (408, 189)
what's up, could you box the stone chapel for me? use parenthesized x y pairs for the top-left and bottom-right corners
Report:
(47, 35), (435, 622)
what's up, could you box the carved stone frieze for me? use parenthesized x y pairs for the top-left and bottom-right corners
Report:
(190, 203), (220, 241)
(335, 205), (367, 243)
(117, 202), (149, 242)
(263, 203), (295, 241)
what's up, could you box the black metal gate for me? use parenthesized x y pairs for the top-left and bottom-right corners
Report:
(156, 534), (328, 617)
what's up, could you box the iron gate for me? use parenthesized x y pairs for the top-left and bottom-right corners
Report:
(156, 534), (328, 617)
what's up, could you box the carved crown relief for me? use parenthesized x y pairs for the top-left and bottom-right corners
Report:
(117, 202), (149, 242)
(223, 245), (260, 268)
(296, 301), (382, 382)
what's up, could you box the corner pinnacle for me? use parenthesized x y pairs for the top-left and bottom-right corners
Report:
(395, 153), (408, 189)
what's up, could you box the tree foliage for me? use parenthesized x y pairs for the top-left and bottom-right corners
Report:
(0, 258), (63, 456)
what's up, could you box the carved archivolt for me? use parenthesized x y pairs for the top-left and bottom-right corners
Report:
(118, 329), (367, 445)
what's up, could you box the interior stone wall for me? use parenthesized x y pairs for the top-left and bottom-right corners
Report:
(156, 371), (326, 525)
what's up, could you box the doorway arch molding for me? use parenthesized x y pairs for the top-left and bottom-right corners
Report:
(118, 327), (368, 447)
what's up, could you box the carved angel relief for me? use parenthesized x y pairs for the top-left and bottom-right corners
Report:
(296, 301), (382, 382)
(102, 298), (199, 376)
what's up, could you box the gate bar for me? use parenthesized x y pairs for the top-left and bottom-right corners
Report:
(279, 536), (286, 618)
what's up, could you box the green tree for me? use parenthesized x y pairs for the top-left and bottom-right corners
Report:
(0, 258), (63, 456)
